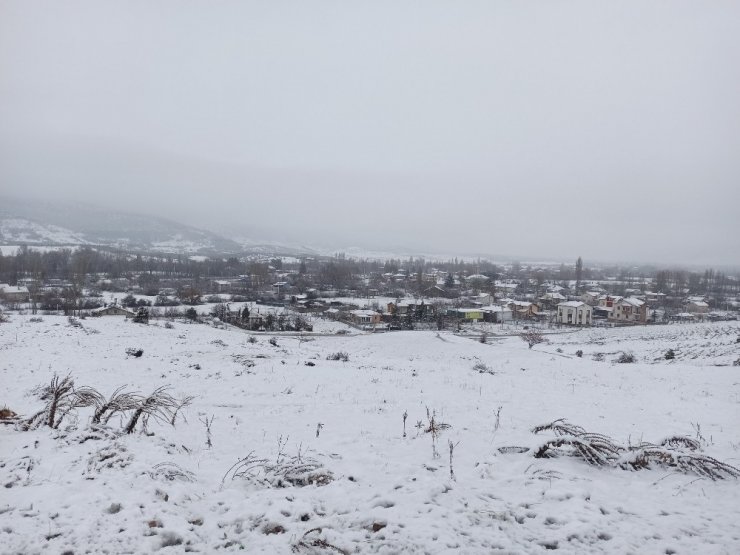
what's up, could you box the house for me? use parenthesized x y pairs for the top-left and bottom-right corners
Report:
(593, 305), (613, 319)
(557, 301), (593, 326)
(466, 274), (490, 288)
(539, 291), (566, 310)
(580, 291), (601, 305)
(644, 291), (667, 306)
(272, 281), (290, 292)
(423, 285), (454, 298)
(506, 300), (539, 319)
(494, 281), (519, 295)
(211, 280), (232, 293)
(449, 308), (484, 321)
(348, 310), (382, 326)
(684, 299), (709, 314)
(609, 297), (648, 324)
(91, 305), (135, 318)
(0, 284), (30, 302)
(469, 292), (493, 306)
(481, 305), (512, 323)
(598, 295), (623, 309)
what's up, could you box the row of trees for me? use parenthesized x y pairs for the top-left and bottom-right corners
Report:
(1, 247), (738, 305)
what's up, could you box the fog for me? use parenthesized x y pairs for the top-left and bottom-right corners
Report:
(1, 1), (739, 265)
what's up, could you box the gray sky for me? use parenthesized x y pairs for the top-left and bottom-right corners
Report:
(1, 1), (739, 265)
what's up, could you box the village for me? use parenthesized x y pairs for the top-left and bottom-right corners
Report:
(1, 247), (737, 334)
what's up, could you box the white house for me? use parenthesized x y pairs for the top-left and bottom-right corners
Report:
(557, 301), (592, 326)
(684, 299), (709, 314)
(91, 305), (135, 318)
(481, 305), (513, 323)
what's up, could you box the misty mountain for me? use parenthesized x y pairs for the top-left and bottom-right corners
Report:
(0, 196), (245, 255)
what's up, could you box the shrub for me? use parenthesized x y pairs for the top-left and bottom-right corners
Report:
(326, 352), (349, 362)
(126, 348), (144, 358)
(185, 308), (198, 321)
(664, 349), (675, 360)
(520, 330), (546, 349)
(575, 350), (583, 358)
(133, 307), (149, 324)
(473, 362), (493, 374)
(616, 352), (636, 364)
(269, 337), (279, 347)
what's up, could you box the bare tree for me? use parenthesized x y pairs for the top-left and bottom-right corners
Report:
(520, 330), (546, 349)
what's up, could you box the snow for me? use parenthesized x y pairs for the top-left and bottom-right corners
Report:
(1, 316), (739, 553)
(0, 218), (88, 245)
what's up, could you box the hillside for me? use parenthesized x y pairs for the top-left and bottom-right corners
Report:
(0, 196), (243, 254)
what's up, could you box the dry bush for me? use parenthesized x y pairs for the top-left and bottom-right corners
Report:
(222, 451), (333, 489)
(85, 442), (133, 476)
(532, 418), (585, 437)
(530, 419), (740, 480)
(616, 352), (636, 363)
(326, 352), (349, 362)
(497, 446), (530, 454)
(27, 373), (80, 429)
(424, 406), (451, 459)
(90, 386), (140, 425)
(473, 362), (494, 374)
(622, 448), (740, 480)
(660, 435), (701, 451)
(534, 435), (622, 467)
(1, 406), (18, 421)
(149, 462), (195, 482)
(292, 528), (348, 555)
(124, 386), (180, 434)
(520, 330), (546, 349)
(22, 375), (190, 436)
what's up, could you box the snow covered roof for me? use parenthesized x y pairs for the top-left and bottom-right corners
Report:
(621, 297), (645, 307)
(350, 310), (379, 317)
(481, 305), (512, 313)
(559, 301), (588, 308)
(0, 285), (29, 294)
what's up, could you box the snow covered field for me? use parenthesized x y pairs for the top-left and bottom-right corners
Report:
(1, 316), (739, 554)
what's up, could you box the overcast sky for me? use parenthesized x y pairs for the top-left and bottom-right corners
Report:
(1, 1), (739, 265)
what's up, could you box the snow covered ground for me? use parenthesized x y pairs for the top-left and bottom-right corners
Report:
(1, 316), (739, 554)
